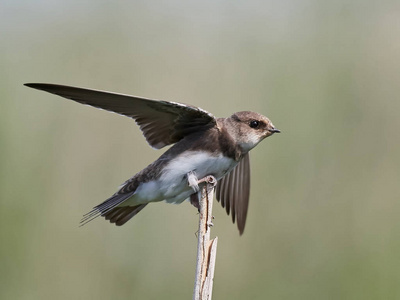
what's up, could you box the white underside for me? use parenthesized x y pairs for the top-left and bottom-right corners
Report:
(119, 151), (237, 207)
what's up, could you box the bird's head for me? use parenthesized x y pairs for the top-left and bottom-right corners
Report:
(225, 111), (280, 152)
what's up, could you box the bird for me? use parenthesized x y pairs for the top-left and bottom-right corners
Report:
(25, 83), (280, 235)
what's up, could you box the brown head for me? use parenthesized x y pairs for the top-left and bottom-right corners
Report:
(223, 111), (280, 153)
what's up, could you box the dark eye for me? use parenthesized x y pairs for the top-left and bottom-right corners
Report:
(249, 120), (259, 128)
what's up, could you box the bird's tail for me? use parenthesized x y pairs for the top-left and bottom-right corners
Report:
(80, 192), (147, 226)
(103, 204), (148, 226)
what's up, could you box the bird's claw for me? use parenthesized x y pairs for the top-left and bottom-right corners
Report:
(197, 175), (217, 187)
(187, 173), (217, 192)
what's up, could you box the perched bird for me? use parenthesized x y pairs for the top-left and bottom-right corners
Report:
(25, 83), (280, 234)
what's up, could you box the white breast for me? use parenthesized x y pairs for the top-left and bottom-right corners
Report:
(121, 151), (237, 207)
(161, 151), (235, 184)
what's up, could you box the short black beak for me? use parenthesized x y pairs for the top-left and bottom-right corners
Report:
(270, 128), (281, 133)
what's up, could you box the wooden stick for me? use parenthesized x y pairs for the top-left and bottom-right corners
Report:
(193, 176), (218, 300)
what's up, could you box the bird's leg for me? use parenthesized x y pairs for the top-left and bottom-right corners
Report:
(187, 173), (217, 228)
(188, 171), (201, 214)
(197, 175), (217, 187)
(187, 171), (200, 193)
(187, 172), (217, 194)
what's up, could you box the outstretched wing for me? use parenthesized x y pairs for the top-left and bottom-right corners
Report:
(25, 83), (216, 149)
(216, 153), (250, 235)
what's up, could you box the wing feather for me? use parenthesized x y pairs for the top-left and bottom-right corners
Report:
(216, 153), (251, 235)
(25, 83), (216, 149)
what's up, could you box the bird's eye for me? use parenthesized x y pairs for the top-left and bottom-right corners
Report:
(249, 120), (259, 128)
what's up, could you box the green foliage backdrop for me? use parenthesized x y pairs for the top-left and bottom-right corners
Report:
(1, 1), (399, 299)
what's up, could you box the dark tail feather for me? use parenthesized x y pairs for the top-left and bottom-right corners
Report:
(104, 204), (148, 226)
(79, 192), (135, 226)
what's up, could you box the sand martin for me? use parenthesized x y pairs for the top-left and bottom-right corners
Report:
(25, 83), (280, 234)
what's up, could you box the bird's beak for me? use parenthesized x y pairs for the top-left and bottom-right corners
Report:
(270, 128), (281, 133)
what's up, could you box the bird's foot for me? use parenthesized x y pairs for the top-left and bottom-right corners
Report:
(187, 173), (217, 193)
(197, 175), (217, 187)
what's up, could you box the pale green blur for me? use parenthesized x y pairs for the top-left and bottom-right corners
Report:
(1, 1), (400, 299)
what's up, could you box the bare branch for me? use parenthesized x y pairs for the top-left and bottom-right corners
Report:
(193, 176), (218, 300)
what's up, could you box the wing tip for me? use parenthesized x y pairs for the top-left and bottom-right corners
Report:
(24, 83), (37, 88)
(238, 223), (245, 235)
(24, 83), (54, 91)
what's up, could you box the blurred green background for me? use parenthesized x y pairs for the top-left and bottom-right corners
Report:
(1, 1), (400, 299)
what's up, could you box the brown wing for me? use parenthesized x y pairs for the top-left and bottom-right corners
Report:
(24, 83), (216, 149)
(216, 153), (250, 235)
